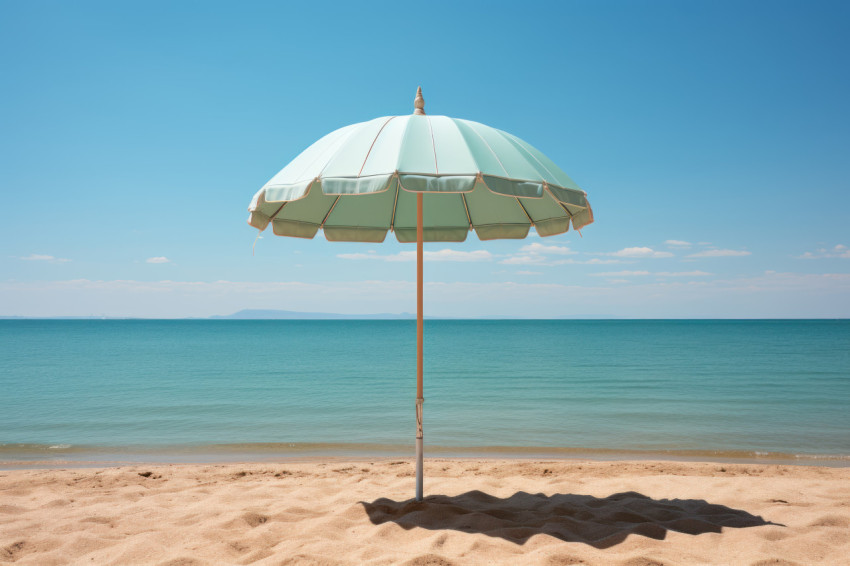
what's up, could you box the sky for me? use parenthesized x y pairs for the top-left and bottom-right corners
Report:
(1, 0), (848, 318)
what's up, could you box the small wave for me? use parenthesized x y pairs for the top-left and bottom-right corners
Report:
(0, 443), (86, 455)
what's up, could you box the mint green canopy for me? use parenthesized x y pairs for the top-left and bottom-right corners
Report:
(248, 101), (593, 242)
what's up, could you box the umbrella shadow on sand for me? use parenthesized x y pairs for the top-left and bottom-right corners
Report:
(360, 490), (781, 549)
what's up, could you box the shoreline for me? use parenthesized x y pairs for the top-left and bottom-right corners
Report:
(2, 458), (848, 565)
(2, 442), (849, 470)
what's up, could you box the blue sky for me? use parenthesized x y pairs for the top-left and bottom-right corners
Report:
(1, 0), (848, 318)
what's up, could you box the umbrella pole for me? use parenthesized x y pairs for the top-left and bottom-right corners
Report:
(415, 192), (424, 502)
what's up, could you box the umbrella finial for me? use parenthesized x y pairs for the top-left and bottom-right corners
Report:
(413, 86), (426, 115)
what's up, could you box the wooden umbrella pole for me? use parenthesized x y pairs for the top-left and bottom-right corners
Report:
(415, 192), (424, 502)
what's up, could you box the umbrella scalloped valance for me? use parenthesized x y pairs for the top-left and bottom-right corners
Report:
(248, 114), (593, 243)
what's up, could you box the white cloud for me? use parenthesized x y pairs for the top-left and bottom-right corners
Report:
(686, 249), (751, 258)
(20, 254), (70, 263)
(499, 255), (545, 265)
(655, 271), (713, 277)
(338, 252), (392, 261)
(591, 270), (712, 278)
(590, 270), (651, 277)
(498, 256), (621, 266)
(516, 270), (542, 275)
(519, 243), (576, 255)
(665, 240), (692, 248)
(608, 247), (674, 259)
(426, 250), (493, 262)
(146, 257), (171, 264)
(497, 242), (577, 266)
(797, 244), (850, 259)
(337, 249), (493, 262)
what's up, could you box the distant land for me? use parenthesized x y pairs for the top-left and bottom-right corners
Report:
(209, 309), (416, 320)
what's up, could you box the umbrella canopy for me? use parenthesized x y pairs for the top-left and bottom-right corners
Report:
(248, 89), (592, 243)
(247, 88), (593, 501)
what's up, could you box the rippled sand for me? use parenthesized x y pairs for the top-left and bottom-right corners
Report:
(1, 459), (848, 565)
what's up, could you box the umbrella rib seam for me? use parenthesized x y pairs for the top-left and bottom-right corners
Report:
(267, 202), (287, 224)
(357, 117), (396, 177)
(319, 195), (341, 228)
(543, 185), (577, 220)
(514, 197), (534, 226)
(426, 116), (439, 174)
(555, 201), (576, 225)
(463, 121), (510, 177)
(461, 193), (473, 230)
(390, 175), (399, 232)
(315, 124), (363, 180)
(498, 130), (560, 185)
(292, 125), (356, 183)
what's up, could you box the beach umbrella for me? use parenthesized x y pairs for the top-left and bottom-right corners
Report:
(247, 88), (593, 501)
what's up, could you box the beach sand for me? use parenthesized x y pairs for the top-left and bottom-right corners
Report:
(1, 459), (848, 565)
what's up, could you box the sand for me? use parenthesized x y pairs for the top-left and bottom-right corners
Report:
(1, 459), (848, 565)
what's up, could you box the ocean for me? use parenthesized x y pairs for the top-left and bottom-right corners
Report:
(1, 320), (848, 467)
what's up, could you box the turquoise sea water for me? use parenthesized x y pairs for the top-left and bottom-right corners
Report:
(1, 320), (848, 466)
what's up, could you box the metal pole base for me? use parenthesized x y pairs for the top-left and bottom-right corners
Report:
(415, 397), (424, 501)
(415, 437), (423, 501)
